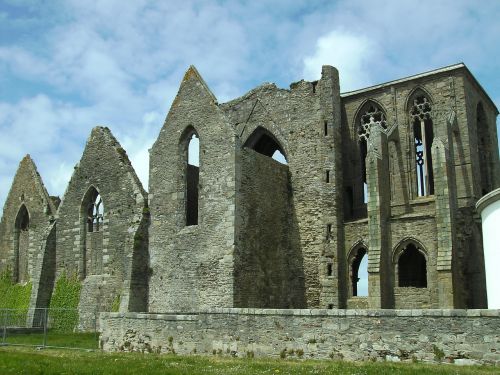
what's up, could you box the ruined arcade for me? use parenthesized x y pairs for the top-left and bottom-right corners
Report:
(1, 63), (499, 337)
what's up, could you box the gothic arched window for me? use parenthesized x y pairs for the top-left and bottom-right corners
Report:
(397, 242), (427, 288)
(86, 190), (104, 232)
(82, 186), (104, 277)
(243, 126), (288, 165)
(410, 94), (434, 197)
(349, 246), (368, 297)
(14, 204), (30, 283)
(357, 103), (387, 203)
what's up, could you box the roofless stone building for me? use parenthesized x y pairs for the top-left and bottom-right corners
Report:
(1, 64), (499, 331)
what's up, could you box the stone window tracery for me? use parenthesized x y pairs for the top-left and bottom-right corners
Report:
(410, 94), (434, 196)
(87, 191), (104, 233)
(357, 103), (387, 204)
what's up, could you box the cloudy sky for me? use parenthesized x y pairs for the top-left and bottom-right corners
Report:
(1, 0), (498, 295)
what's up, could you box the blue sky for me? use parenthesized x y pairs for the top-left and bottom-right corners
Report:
(0, 0), (499, 293)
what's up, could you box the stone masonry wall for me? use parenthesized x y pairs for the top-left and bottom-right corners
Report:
(148, 67), (237, 312)
(55, 127), (147, 329)
(234, 148), (305, 308)
(0, 155), (56, 286)
(101, 308), (500, 365)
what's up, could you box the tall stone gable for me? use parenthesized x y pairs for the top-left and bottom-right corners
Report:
(149, 66), (237, 311)
(0, 155), (56, 283)
(55, 127), (148, 327)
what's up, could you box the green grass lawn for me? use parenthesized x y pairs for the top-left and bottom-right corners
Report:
(2, 331), (98, 349)
(0, 346), (498, 375)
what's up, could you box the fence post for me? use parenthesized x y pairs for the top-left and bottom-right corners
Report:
(2, 310), (7, 344)
(42, 308), (48, 348)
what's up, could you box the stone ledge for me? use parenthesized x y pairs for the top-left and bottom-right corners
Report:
(101, 308), (500, 320)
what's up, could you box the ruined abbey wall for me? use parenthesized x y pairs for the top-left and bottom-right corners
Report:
(0, 63), (498, 326)
(54, 127), (148, 327)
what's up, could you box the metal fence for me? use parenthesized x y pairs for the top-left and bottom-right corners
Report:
(0, 308), (99, 350)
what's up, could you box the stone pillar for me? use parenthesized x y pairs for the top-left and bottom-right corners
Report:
(318, 65), (345, 308)
(366, 121), (392, 309)
(433, 115), (458, 308)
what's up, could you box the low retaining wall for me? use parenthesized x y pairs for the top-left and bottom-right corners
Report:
(100, 308), (500, 365)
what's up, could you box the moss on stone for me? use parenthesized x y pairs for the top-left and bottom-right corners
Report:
(49, 272), (82, 331)
(0, 269), (32, 309)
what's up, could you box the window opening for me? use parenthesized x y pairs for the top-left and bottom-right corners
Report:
(244, 127), (288, 165)
(87, 191), (104, 233)
(326, 224), (332, 240)
(358, 104), (387, 204)
(398, 243), (427, 288)
(351, 247), (368, 297)
(410, 95), (434, 196)
(326, 170), (330, 183)
(15, 204), (30, 283)
(324, 121), (328, 136)
(186, 133), (199, 226)
(327, 263), (333, 277)
(272, 149), (287, 164)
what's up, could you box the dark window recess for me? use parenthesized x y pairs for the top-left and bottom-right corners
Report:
(328, 304), (334, 309)
(243, 127), (288, 164)
(17, 204), (29, 231)
(186, 164), (199, 226)
(327, 263), (333, 276)
(324, 121), (328, 136)
(398, 243), (427, 288)
(326, 170), (330, 183)
(326, 224), (332, 240)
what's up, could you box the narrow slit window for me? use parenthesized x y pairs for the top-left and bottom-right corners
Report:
(186, 133), (199, 226)
(326, 224), (332, 240)
(326, 170), (330, 183)
(324, 121), (328, 136)
(327, 263), (333, 276)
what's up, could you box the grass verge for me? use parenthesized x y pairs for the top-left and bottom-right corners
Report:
(0, 346), (498, 375)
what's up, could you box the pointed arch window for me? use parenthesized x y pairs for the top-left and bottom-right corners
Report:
(243, 127), (288, 165)
(357, 103), (387, 203)
(87, 191), (104, 233)
(186, 131), (199, 226)
(14, 204), (30, 283)
(397, 242), (427, 288)
(349, 246), (368, 297)
(81, 187), (104, 277)
(410, 94), (434, 196)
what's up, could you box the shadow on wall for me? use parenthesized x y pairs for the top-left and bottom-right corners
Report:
(234, 130), (306, 308)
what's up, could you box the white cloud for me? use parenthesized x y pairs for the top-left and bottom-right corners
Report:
(302, 30), (374, 91)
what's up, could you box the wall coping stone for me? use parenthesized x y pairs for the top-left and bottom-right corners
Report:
(101, 308), (500, 320)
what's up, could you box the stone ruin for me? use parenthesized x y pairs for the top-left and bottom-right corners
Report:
(1, 63), (499, 332)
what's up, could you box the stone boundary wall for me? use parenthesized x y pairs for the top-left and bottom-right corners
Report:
(100, 308), (500, 365)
